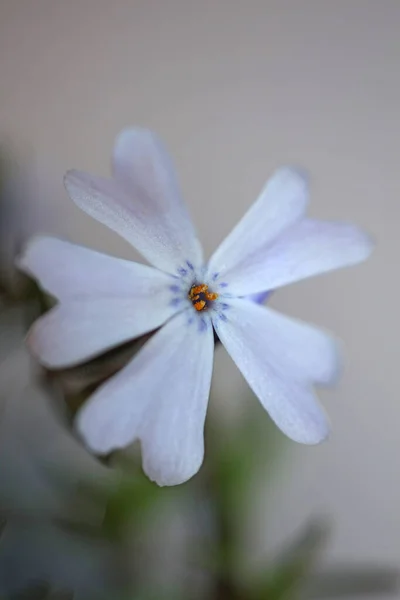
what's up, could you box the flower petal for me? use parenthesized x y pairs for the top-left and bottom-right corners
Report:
(76, 310), (214, 486)
(221, 219), (374, 296)
(207, 168), (309, 284)
(246, 290), (272, 305)
(64, 128), (203, 275)
(28, 294), (179, 368)
(212, 298), (335, 443)
(17, 236), (176, 301)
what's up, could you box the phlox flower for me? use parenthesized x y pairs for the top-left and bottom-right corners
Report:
(18, 129), (372, 485)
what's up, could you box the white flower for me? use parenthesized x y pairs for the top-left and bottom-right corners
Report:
(17, 129), (373, 486)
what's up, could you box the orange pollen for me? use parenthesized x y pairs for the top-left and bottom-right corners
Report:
(188, 283), (219, 311)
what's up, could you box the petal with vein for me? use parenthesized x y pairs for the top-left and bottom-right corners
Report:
(76, 310), (214, 486)
(223, 219), (373, 296)
(213, 299), (334, 443)
(64, 128), (203, 274)
(28, 294), (179, 368)
(18, 236), (175, 301)
(207, 168), (309, 284)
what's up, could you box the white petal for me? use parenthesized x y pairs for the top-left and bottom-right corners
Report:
(17, 235), (176, 301)
(28, 294), (179, 368)
(64, 128), (203, 275)
(212, 299), (335, 443)
(221, 219), (374, 296)
(76, 310), (214, 486)
(207, 168), (308, 284)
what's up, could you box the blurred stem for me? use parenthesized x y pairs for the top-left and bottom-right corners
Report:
(213, 509), (237, 600)
(205, 467), (240, 600)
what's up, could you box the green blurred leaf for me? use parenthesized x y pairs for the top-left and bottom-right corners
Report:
(248, 519), (330, 600)
(100, 465), (178, 540)
(200, 399), (285, 588)
(206, 399), (282, 526)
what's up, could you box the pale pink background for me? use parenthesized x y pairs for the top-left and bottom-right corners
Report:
(0, 0), (398, 573)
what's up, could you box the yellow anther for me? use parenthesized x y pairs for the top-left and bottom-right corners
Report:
(188, 283), (218, 311)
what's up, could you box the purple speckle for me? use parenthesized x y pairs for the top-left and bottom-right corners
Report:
(246, 290), (272, 305)
(170, 284), (181, 293)
(170, 298), (182, 307)
(186, 260), (194, 270)
(221, 303), (230, 310)
(219, 313), (228, 322)
(198, 318), (208, 332)
(220, 282), (229, 288)
(178, 267), (188, 276)
(212, 272), (219, 281)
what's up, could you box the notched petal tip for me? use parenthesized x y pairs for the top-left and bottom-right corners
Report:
(314, 330), (343, 388)
(14, 234), (58, 277)
(287, 410), (331, 446)
(354, 227), (375, 262)
(63, 169), (97, 211)
(24, 321), (45, 365)
(63, 169), (85, 195)
(63, 169), (112, 202)
(24, 315), (61, 370)
(112, 127), (166, 174)
(331, 222), (375, 269)
(264, 166), (311, 205)
(74, 409), (120, 457)
(278, 165), (310, 187)
(63, 168), (76, 186)
(142, 448), (204, 487)
(114, 126), (159, 149)
(324, 352), (342, 389)
(145, 471), (196, 488)
(14, 235), (38, 275)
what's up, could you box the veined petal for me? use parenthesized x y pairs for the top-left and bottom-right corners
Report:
(64, 128), (203, 275)
(28, 295), (179, 368)
(207, 168), (309, 283)
(212, 299), (335, 443)
(223, 219), (373, 296)
(214, 298), (339, 385)
(76, 310), (214, 486)
(17, 236), (176, 301)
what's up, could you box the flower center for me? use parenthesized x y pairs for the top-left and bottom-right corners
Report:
(188, 283), (219, 311)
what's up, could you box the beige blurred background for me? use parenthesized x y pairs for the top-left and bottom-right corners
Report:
(0, 0), (398, 573)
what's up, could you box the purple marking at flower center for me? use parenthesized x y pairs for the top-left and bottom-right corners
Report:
(247, 290), (272, 305)
(170, 298), (182, 307)
(198, 317), (208, 332)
